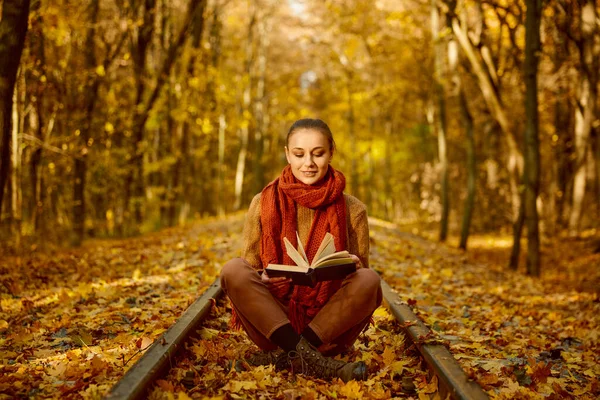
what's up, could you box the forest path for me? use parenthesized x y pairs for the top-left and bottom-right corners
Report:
(0, 215), (598, 398)
(369, 218), (599, 399)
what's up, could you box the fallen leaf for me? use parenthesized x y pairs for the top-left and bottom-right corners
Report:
(422, 375), (438, 394)
(339, 380), (363, 399)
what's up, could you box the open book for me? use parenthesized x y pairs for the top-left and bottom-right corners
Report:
(265, 232), (356, 287)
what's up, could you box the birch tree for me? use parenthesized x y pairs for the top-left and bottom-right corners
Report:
(0, 0), (31, 218)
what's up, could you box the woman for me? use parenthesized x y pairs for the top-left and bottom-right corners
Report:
(220, 118), (382, 382)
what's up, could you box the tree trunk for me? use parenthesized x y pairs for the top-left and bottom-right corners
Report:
(550, 2), (572, 232)
(459, 87), (475, 250)
(253, 15), (269, 196)
(234, 97), (251, 211)
(523, 0), (542, 276)
(11, 80), (23, 249)
(449, 12), (523, 220)
(432, 0), (449, 242)
(26, 0), (44, 233)
(208, 3), (223, 216)
(568, 0), (599, 234)
(130, 0), (205, 227)
(509, 193), (525, 269)
(217, 113), (226, 216)
(0, 0), (31, 218)
(595, 127), (600, 221)
(170, 0), (206, 225)
(234, 4), (256, 211)
(348, 79), (358, 195)
(130, 0), (157, 228)
(383, 117), (394, 220)
(73, 0), (100, 246)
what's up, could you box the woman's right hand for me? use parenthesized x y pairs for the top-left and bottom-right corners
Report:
(261, 270), (291, 288)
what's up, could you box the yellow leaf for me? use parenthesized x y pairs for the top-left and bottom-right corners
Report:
(423, 375), (438, 394)
(199, 328), (219, 340)
(177, 392), (192, 400)
(105, 122), (114, 134)
(136, 336), (153, 349)
(132, 268), (141, 280)
(390, 360), (408, 375)
(71, 329), (93, 346)
(339, 380), (363, 399)
(228, 380), (257, 393)
(47, 362), (67, 377)
(156, 379), (175, 392)
(90, 355), (107, 373)
(372, 307), (390, 319)
(0, 320), (8, 330)
(96, 65), (105, 77)
(382, 346), (396, 366)
(583, 368), (595, 377)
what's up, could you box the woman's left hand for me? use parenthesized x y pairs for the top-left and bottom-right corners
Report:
(349, 254), (363, 269)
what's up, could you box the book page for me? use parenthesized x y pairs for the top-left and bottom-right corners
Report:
(295, 232), (309, 265)
(267, 264), (310, 273)
(313, 256), (355, 269)
(311, 232), (336, 267)
(313, 251), (351, 268)
(284, 237), (309, 268)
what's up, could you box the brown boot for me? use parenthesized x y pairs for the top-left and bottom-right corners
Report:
(236, 349), (287, 371)
(287, 337), (367, 382)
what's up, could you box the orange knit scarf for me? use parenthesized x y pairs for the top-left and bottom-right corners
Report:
(260, 165), (348, 333)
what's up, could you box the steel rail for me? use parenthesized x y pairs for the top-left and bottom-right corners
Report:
(106, 279), (223, 400)
(381, 279), (489, 400)
(106, 277), (488, 400)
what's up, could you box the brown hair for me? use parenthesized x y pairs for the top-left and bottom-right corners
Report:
(286, 118), (336, 151)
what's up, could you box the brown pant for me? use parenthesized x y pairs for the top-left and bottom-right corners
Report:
(220, 258), (382, 355)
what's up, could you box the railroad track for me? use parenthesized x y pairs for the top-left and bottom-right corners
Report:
(106, 278), (489, 400)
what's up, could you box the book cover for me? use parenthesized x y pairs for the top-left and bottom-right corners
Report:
(266, 232), (356, 287)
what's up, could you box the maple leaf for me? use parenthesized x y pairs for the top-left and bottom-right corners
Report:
(226, 380), (258, 393)
(382, 346), (396, 366)
(47, 362), (67, 378)
(402, 320), (418, 328)
(156, 379), (175, 392)
(478, 373), (502, 388)
(90, 355), (108, 374)
(390, 360), (408, 376)
(176, 391), (192, 400)
(421, 375), (438, 394)
(528, 357), (552, 385)
(338, 380), (363, 399)
(135, 336), (153, 349)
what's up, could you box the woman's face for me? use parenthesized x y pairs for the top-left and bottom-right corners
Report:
(285, 129), (333, 185)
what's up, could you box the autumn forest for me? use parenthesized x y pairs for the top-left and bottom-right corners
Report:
(0, 0), (599, 398)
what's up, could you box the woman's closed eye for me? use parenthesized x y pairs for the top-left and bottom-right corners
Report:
(294, 153), (323, 158)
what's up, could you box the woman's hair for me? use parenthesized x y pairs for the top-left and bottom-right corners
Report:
(286, 118), (336, 151)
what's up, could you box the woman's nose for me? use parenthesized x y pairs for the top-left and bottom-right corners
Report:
(303, 155), (315, 166)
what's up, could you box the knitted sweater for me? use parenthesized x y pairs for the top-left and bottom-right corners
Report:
(242, 193), (370, 269)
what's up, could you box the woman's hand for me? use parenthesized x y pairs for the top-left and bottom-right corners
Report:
(349, 254), (363, 269)
(261, 270), (291, 288)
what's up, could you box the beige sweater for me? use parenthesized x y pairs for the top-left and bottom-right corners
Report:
(242, 193), (370, 269)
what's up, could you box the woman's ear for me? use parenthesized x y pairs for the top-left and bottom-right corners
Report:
(284, 146), (291, 164)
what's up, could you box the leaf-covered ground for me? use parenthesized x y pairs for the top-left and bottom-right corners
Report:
(370, 220), (600, 399)
(151, 300), (435, 399)
(1, 215), (598, 399)
(0, 215), (242, 398)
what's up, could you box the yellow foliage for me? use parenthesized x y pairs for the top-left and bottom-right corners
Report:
(338, 380), (363, 399)
(95, 65), (105, 77)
